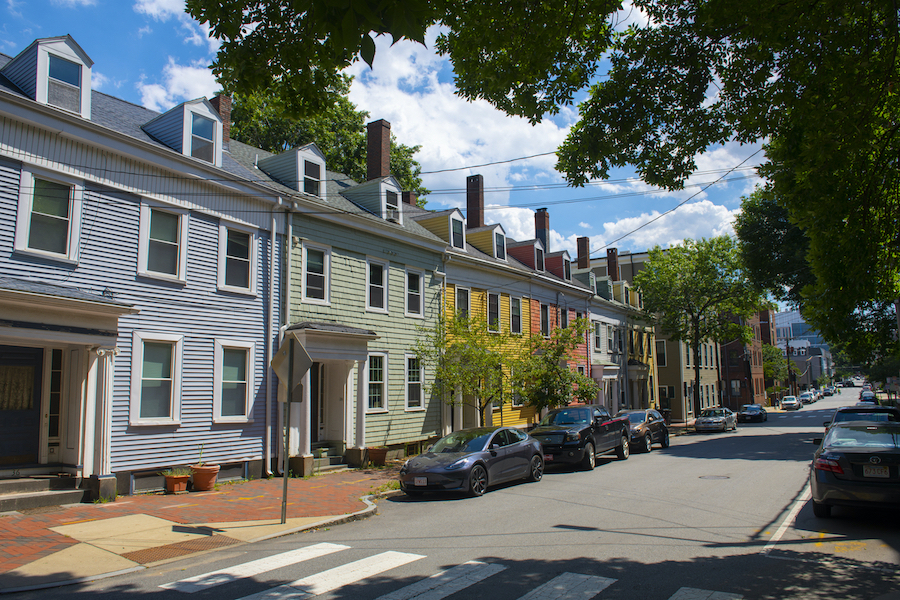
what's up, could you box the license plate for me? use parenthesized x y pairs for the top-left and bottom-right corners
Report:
(544, 454), (553, 461)
(414, 476), (427, 486)
(863, 465), (889, 478)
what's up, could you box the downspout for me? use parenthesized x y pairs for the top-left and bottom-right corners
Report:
(264, 200), (280, 477)
(274, 203), (293, 475)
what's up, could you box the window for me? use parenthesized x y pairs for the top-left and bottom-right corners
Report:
(577, 365), (585, 376)
(703, 345), (708, 367)
(214, 340), (255, 422)
(564, 259), (571, 281)
(302, 242), (330, 304)
(540, 304), (550, 336)
(561, 309), (569, 329)
(304, 160), (321, 196)
(385, 190), (400, 221)
(190, 113), (215, 163)
(638, 332), (644, 355)
(367, 354), (387, 412)
(218, 224), (257, 293)
(617, 330), (624, 354)
(731, 379), (741, 396)
(656, 340), (667, 367)
(130, 331), (182, 425)
(15, 169), (83, 262)
(535, 247), (545, 271)
(510, 297), (522, 334)
(455, 287), (470, 320)
(406, 269), (423, 317)
(607, 325), (613, 352)
(48, 54), (81, 113)
(366, 259), (389, 312)
(594, 322), (602, 351)
(495, 233), (506, 260)
(451, 218), (465, 249)
(405, 355), (424, 410)
(488, 293), (500, 332)
(138, 205), (189, 281)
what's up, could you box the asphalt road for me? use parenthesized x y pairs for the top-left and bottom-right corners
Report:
(20, 389), (900, 600)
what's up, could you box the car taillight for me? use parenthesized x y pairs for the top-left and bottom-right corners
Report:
(814, 456), (844, 475)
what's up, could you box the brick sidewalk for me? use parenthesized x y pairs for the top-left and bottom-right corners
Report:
(0, 467), (398, 575)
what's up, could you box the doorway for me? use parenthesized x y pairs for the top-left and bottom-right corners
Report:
(0, 346), (43, 466)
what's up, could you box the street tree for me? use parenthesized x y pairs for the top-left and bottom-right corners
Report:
(512, 318), (599, 416)
(415, 314), (523, 427)
(633, 237), (764, 414)
(230, 82), (429, 199)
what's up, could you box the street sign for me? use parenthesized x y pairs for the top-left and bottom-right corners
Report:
(271, 333), (313, 401)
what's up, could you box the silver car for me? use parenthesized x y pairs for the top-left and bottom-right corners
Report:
(782, 395), (801, 410)
(694, 407), (737, 432)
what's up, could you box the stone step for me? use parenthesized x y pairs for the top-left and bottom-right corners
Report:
(0, 488), (88, 512)
(0, 475), (77, 495)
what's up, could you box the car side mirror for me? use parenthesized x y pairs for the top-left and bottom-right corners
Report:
(490, 443), (500, 451)
(425, 445), (433, 453)
(822, 422), (829, 428)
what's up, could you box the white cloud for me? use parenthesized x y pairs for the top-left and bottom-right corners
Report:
(51, 0), (97, 5)
(132, 0), (182, 19)
(6, 0), (22, 18)
(133, 0), (220, 54)
(579, 222), (592, 229)
(91, 71), (109, 90)
(136, 57), (218, 111)
(137, 25), (153, 38)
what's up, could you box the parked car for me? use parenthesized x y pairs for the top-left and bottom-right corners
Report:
(616, 409), (670, 452)
(800, 392), (815, 404)
(823, 387), (834, 397)
(530, 405), (631, 469)
(809, 421), (900, 517)
(781, 396), (802, 410)
(738, 404), (768, 423)
(398, 426), (543, 497)
(694, 407), (737, 432)
(823, 406), (900, 430)
(859, 390), (879, 403)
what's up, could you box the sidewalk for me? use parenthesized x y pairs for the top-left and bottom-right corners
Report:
(0, 466), (399, 594)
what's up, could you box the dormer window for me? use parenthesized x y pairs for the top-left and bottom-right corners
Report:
(142, 99), (223, 167)
(535, 247), (545, 271)
(48, 54), (81, 113)
(564, 258), (571, 280)
(495, 232), (506, 260)
(304, 160), (321, 196)
(385, 191), (400, 222)
(191, 114), (215, 163)
(451, 218), (465, 249)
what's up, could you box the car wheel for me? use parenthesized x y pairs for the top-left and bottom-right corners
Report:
(812, 500), (831, 518)
(581, 442), (596, 470)
(643, 434), (653, 453)
(528, 454), (544, 482)
(468, 464), (488, 497)
(616, 435), (630, 459)
(661, 429), (670, 448)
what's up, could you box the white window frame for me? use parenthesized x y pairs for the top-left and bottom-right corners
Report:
(563, 258), (571, 281)
(366, 257), (390, 314)
(129, 331), (183, 426)
(213, 339), (255, 423)
(366, 352), (389, 413)
(450, 217), (465, 249)
(594, 322), (602, 352)
(384, 189), (402, 223)
(656, 340), (667, 367)
(303, 158), (323, 198)
(540, 304), (550, 337)
(135, 202), (189, 283)
(36, 46), (91, 118)
(301, 241), (331, 305)
(535, 246), (545, 272)
(15, 167), (83, 264)
(455, 286), (471, 320)
(405, 268), (425, 318)
(217, 221), (258, 295)
(182, 108), (223, 167)
(494, 232), (506, 261)
(488, 292), (501, 333)
(510, 297), (522, 334)
(405, 354), (425, 411)
(607, 325), (614, 352)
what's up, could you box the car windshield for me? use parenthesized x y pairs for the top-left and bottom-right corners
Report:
(833, 411), (899, 423)
(430, 430), (493, 453)
(783, 397), (797, 402)
(622, 412), (646, 424)
(540, 409), (590, 426)
(700, 409), (725, 417)
(741, 405), (759, 412)
(825, 425), (900, 449)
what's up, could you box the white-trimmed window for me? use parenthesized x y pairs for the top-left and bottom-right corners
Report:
(190, 113), (216, 163)
(561, 309), (569, 329)
(47, 53), (81, 113)
(304, 159), (321, 197)
(488, 293), (500, 332)
(451, 217), (465, 249)
(136, 204), (188, 281)
(540, 304), (550, 336)
(302, 242), (330, 304)
(656, 340), (667, 367)
(366, 258), (389, 313)
(607, 325), (614, 352)
(405, 269), (424, 318)
(510, 297), (522, 334)
(130, 331), (182, 425)
(455, 287), (470, 320)
(405, 355), (424, 410)
(495, 232), (506, 260)
(218, 223), (257, 294)
(564, 258), (571, 281)
(535, 247), (545, 271)
(594, 322), (602, 352)
(367, 353), (388, 412)
(385, 190), (401, 222)
(214, 339), (255, 422)
(15, 168), (83, 263)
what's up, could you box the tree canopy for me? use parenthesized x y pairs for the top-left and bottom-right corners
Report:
(633, 237), (764, 413)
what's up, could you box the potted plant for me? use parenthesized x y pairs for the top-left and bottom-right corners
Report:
(160, 467), (191, 494)
(367, 446), (389, 466)
(190, 444), (220, 491)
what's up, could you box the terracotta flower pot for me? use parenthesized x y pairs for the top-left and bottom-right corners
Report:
(191, 464), (220, 491)
(165, 475), (189, 494)
(367, 447), (388, 466)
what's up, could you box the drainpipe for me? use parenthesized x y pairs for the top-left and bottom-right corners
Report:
(264, 201), (280, 477)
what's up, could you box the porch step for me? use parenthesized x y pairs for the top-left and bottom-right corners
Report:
(313, 454), (347, 473)
(0, 476), (89, 512)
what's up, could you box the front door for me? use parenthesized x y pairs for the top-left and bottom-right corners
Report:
(0, 346), (43, 466)
(310, 362), (324, 443)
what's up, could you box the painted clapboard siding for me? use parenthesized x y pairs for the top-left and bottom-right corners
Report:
(142, 106), (186, 153)
(1, 43), (38, 100)
(290, 215), (443, 446)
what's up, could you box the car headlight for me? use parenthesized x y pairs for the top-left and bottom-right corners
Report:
(565, 431), (581, 442)
(445, 458), (469, 471)
(399, 460), (409, 475)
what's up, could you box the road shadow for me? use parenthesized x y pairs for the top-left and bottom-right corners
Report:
(661, 432), (820, 462)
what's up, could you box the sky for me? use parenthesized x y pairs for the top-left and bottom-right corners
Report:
(1, 0), (766, 260)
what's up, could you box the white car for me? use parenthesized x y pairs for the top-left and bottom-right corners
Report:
(694, 407), (737, 432)
(799, 392), (815, 404)
(782, 396), (801, 410)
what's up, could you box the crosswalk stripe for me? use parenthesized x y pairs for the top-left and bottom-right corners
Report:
(159, 542), (351, 593)
(517, 572), (617, 600)
(236, 551), (426, 600)
(374, 560), (506, 600)
(668, 588), (743, 600)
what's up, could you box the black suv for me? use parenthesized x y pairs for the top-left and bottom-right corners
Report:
(529, 405), (630, 470)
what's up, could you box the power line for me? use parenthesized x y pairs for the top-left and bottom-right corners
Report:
(419, 151), (558, 174)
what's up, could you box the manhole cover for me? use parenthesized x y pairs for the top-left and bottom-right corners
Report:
(699, 475), (730, 480)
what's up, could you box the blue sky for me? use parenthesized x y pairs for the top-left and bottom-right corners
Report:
(2, 0), (766, 260)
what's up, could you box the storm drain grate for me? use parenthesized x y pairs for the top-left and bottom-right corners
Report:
(121, 534), (241, 564)
(698, 475), (730, 480)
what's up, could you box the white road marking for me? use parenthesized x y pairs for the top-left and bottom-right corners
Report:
(236, 551), (425, 600)
(374, 560), (506, 600)
(668, 588), (743, 600)
(761, 483), (811, 555)
(160, 542), (350, 593)
(517, 572), (617, 600)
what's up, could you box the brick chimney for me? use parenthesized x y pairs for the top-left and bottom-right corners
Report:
(577, 237), (590, 269)
(607, 248), (620, 281)
(367, 119), (391, 180)
(535, 208), (549, 252)
(466, 174), (484, 229)
(209, 94), (231, 145)
(402, 191), (417, 206)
